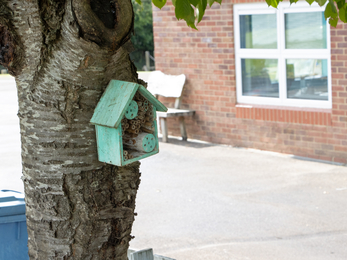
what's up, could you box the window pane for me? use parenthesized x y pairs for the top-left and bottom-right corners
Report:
(285, 12), (326, 49)
(240, 14), (277, 49)
(242, 59), (279, 97)
(287, 59), (328, 100)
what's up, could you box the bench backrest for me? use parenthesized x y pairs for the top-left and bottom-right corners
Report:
(138, 71), (186, 109)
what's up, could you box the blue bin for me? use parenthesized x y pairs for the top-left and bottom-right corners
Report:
(0, 190), (29, 260)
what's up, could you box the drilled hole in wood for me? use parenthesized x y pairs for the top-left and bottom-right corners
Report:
(122, 93), (156, 159)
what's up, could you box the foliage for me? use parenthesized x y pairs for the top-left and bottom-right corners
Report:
(131, 0), (347, 69)
(267, 0), (344, 27)
(130, 0), (155, 70)
(136, 0), (347, 29)
(133, 0), (223, 29)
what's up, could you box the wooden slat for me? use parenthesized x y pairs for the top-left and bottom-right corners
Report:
(95, 125), (122, 166)
(144, 71), (186, 98)
(157, 108), (195, 118)
(90, 80), (138, 128)
(138, 71), (195, 142)
(179, 117), (187, 141)
(137, 71), (151, 82)
(160, 118), (168, 143)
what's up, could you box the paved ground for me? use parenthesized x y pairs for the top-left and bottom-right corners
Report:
(131, 140), (347, 260)
(1, 76), (347, 260)
(0, 76), (23, 193)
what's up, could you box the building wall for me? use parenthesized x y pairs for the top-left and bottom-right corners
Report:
(152, 0), (347, 164)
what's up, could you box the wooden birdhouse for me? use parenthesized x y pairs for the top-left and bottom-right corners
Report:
(90, 80), (167, 166)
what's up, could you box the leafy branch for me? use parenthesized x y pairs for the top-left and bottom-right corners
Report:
(267, 0), (344, 27)
(134, 0), (347, 29)
(135, 0), (223, 29)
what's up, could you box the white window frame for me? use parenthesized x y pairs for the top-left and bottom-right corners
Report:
(234, 2), (332, 109)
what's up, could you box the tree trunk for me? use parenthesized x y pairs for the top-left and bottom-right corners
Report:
(1, 0), (141, 259)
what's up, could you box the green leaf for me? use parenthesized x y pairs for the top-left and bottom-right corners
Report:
(172, 0), (176, 5)
(189, 0), (200, 6)
(330, 0), (338, 13)
(152, 0), (167, 9)
(135, 0), (142, 4)
(337, 0), (345, 9)
(316, 0), (328, 7)
(175, 0), (194, 19)
(197, 0), (208, 23)
(266, 0), (279, 8)
(324, 1), (331, 18)
(306, 0), (315, 5)
(339, 4), (347, 22)
(175, 0), (197, 29)
(206, 0), (222, 7)
(339, 7), (346, 22)
(207, 0), (215, 7)
(329, 16), (339, 26)
(290, 0), (299, 4)
(325, 1), (338, 19)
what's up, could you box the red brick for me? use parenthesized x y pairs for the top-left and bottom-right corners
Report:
(152, 1), (346, 163)
(334, 157), (347, 164)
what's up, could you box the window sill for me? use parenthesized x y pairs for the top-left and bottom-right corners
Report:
(235, 104), (332, 126)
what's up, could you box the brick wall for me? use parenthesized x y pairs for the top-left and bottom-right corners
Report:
(152, 0), (347, 164)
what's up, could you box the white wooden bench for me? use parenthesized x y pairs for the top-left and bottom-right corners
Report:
(138, 71), (195, 142)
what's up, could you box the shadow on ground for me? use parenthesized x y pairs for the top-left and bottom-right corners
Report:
(157, 137), (217, 149)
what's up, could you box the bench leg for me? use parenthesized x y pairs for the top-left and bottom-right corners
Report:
(179, 117), (187, 141)
(160, 117), (168, 143)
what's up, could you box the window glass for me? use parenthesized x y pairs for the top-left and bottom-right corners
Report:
(235, 3), (330, 108)
(286, 59), (328, 100)
(285, 12), (327, 49)
(240, 14), (277, 49)
(242, 59), (279, 97)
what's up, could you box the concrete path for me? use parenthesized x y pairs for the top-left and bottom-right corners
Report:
(0, 76), (23, 192)
(130, 139), (347, 260)
(1, 76), (347, 260)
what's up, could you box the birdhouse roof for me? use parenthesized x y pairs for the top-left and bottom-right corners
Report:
(90, 80), (167, 128)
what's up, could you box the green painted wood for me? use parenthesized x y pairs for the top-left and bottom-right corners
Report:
(138, 85), (167, 112)
(156, 108), (195, 118)
(95, 112), (160, 166)
(90, 80), (138, 128)
(90, 80), (165, 166)
(95, 125), (122, 166)
(125, 100), (138, 120)
(142, 134), (155, 152)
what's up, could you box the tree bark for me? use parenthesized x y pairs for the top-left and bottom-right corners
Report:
(1, 0), (141, 259)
